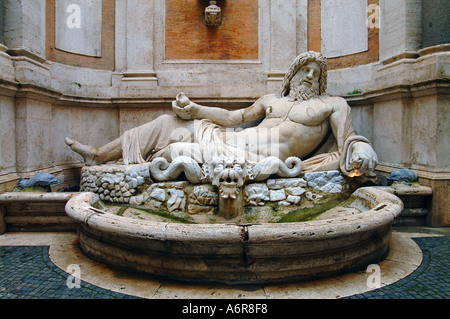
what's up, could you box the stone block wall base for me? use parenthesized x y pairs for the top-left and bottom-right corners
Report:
(0, 192), (78, 232)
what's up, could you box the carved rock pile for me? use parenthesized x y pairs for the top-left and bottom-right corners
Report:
(80, 162), (349, 216)
(80, 164), (150, 203)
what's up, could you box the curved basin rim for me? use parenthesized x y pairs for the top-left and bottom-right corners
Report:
(65, 187), (403, 242)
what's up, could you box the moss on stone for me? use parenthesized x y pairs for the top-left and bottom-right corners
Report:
(278, 200), (343, 222)
(278, 194), (359, 223)
(133, 206), (195, 224)
(12, 186), (50, 192)
(116, 206), (128, 217)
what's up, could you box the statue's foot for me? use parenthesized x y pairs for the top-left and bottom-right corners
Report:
(65, 137), (98, 166)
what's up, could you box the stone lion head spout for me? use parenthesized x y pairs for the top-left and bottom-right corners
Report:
(201, 155), (254, 199)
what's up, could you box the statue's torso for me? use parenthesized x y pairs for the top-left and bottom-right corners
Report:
(264, 95), (333, 125)
(228, 95), (338, 160)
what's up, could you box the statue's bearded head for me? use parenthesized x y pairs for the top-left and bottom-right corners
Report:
(279, 51), (327, 102)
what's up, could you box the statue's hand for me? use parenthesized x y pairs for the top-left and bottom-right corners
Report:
(172, 101), (194, 120)
(349, 142), (378, 176)
(172, 93), (198, 120)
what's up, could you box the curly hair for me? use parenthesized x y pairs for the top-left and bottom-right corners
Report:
(278, 51), (327, 98)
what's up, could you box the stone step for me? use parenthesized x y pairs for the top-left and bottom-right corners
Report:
(374, 185), (432, 226)
(0, 192), (78, 233)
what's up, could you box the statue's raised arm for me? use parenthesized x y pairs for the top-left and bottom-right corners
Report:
(172, 92), (268, 127)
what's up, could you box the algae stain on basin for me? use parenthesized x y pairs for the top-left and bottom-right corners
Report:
(98, 192), (363, 224)
(96, 202), (197, 224)
(94, 184), (365, 225)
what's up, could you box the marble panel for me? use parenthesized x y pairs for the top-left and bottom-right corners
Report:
(0, 96), (16, 174)
(321, 0), (368, 58)
(55, 0), (102, 57)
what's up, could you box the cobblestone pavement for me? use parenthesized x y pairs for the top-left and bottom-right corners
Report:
(0, 235), (448, 299)
(346, 236), (449, 299)
(0, 246), (138, 299)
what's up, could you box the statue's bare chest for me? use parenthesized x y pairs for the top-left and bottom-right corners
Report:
(265, 98), (332, 126)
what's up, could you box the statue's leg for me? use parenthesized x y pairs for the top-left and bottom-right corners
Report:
(65, 114), (195, 165)
(64, 137), (121, 165)
(126, 114), (195, 163)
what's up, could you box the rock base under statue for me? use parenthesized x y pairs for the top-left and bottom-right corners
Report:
(80, 163), (356, 224)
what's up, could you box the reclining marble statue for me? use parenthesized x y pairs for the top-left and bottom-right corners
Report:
(65, 51), (378, 181)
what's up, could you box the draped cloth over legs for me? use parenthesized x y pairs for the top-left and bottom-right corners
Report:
(194, 120), (262, 164)
(121, 128), (146, 165)
(120, 115), (191, 165)
(120, 118), (262, 165)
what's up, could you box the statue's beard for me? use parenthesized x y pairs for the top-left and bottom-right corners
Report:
(288, 84), (319, 102)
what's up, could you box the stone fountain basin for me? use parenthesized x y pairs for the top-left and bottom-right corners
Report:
(65, 187), (403, 285)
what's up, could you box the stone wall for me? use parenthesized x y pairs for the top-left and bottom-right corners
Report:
(0, 0), (448, 225)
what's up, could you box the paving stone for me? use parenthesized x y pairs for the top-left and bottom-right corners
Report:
(344, 236), (449, 299)
(0, 246), (138, 299)
(0, 236), (448, 299)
